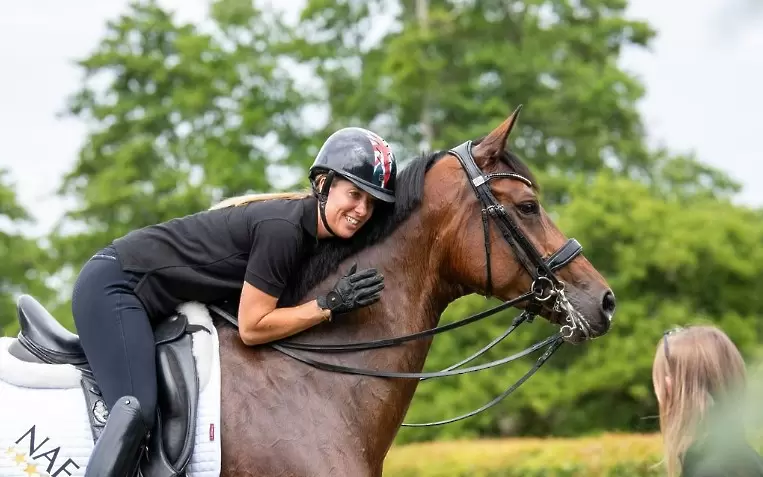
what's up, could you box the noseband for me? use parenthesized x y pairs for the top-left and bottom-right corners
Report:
(211, 140), (588, 427)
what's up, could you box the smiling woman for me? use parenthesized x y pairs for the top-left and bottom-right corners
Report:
(308, 127), (398, 238)
(62, 126), (399, 477)
(312, 177), (377, 238)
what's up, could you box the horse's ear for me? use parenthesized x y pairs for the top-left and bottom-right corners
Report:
(473, 104), (522, 166)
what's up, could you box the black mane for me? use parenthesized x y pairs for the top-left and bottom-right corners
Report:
(279, 142), (536, 306)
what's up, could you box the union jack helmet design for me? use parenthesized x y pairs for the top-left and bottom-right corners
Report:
(367, 131), (395, 190)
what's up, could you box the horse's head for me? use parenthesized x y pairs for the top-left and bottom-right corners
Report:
(429, 106), (615, 344)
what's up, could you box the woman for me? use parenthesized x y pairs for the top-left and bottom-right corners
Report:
(72, 127), (398, 476)
(653, 325), (763, 477)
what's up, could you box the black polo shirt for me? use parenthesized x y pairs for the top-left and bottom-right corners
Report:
(112, 196), (319, 320)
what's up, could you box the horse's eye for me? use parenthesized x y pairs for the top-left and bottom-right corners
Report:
(517, 201), (539, 216)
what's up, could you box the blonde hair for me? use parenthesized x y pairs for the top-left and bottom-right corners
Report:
(209, 174), (333, 210)
(652, 325), (747, 477)
(209, 191), (311, 210)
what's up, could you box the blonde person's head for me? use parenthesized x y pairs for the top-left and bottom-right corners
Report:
(653, 325), (747, 477)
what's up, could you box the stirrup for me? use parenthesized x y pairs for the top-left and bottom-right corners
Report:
(85, 396), (148, 477)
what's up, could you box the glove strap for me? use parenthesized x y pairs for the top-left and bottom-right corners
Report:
(316, 295), (335, 322)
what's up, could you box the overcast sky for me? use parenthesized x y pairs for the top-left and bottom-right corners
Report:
(1, 0), (761, 237)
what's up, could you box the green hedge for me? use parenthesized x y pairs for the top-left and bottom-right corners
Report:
(383, 433), (666, 477)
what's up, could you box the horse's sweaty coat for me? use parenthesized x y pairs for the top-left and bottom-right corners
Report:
(0, 303), (222, 477)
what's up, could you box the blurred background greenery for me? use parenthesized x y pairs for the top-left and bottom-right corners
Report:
(1, 0), (762, 474)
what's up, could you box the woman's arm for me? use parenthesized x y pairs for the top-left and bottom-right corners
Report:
(238, 218), (383, 346)
(237, 281), (331, 346)
(237, 264), (385, 346)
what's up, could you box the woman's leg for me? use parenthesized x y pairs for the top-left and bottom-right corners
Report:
(72, 246), (157, 475)
(72, 247), (157, 428)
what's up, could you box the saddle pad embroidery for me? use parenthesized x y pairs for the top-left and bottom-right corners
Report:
(0, 314), (222, 477)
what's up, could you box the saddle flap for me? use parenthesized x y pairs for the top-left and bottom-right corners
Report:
(80, 313), (202, 477)
(140, 329), (200, 476)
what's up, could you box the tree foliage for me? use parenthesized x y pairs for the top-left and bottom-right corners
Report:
(51, 0), (322, 270)
(0, 170), (55, 336)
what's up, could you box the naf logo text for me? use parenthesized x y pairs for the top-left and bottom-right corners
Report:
(4, 425), (81, 477)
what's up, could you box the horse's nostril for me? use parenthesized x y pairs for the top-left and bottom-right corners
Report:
(601, 290), (616, 319)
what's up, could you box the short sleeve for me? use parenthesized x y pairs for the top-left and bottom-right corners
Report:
(245, 219), (303, 298)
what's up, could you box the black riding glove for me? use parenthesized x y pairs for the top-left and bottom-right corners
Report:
(316, 263), (385, 315)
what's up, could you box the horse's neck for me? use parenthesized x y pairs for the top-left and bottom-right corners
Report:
(305, 211), (459, 348)
(286, 211), (464, 459)
(340, 213), (464, 457)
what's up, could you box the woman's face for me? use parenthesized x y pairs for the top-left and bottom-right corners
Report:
(321, 178), (376, 239)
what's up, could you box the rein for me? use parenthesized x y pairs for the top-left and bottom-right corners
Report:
(210, 140), (589, 428)
(209, 254), (565, 426)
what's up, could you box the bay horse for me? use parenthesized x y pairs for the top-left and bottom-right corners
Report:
(0, 106), (615, 477)
(215, 106), (615, 475)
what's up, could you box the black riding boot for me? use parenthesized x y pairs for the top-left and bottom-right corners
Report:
(85, 396), (149, 477)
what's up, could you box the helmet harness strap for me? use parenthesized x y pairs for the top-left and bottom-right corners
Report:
(314, 171), (338, 237)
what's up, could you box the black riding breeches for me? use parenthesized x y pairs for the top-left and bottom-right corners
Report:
(71, 245), (156, 429)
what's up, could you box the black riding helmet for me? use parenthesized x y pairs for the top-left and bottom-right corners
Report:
(309, 127), (397, 237)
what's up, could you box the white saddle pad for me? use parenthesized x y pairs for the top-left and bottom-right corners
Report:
(0, 302), (221, 477)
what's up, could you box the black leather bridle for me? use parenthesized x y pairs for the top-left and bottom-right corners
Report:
(211, 140), (589, 427)
(449, 140), (582, 301)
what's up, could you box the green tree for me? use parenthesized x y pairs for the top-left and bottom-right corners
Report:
(0, 170), (55, 336)
(51, 0), (321, 272)
(293, 0), (658, 187)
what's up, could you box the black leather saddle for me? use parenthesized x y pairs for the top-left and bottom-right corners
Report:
(7, 294), (209, 477)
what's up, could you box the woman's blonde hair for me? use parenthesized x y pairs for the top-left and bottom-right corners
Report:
(653, 325), (747, 477)
(209, 191), (311, 210)
(208, 174), (331, 210)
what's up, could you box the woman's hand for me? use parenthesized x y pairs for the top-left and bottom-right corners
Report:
(316, 263), (385, 315)
(236, 263), (384, 346)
